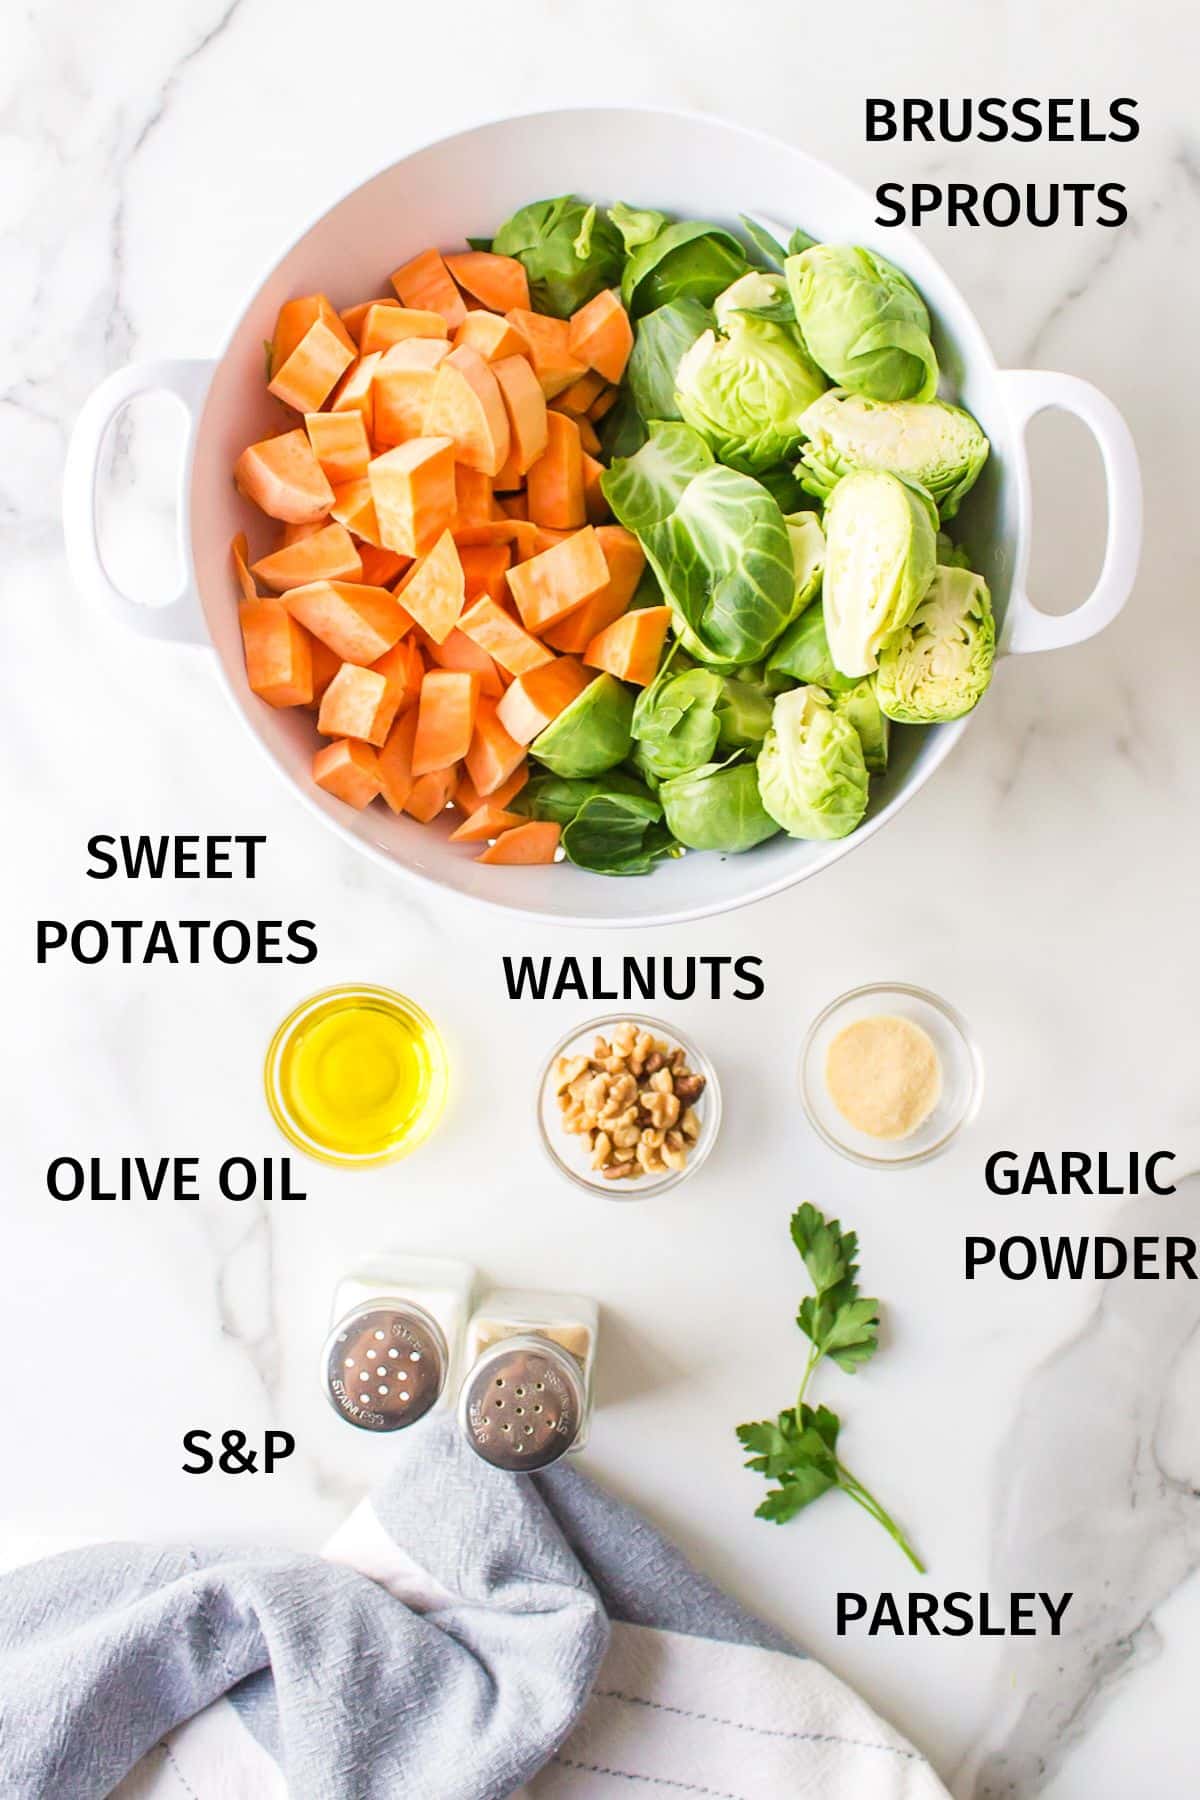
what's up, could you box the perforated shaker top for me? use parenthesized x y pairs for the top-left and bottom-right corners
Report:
(458, 1334), (584, 1472)
(322, 1299), (448, 1432)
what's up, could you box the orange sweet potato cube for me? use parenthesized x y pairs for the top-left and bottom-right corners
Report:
(505, 525), (610, 634)
(238, 600), (313, 707)
(268, 296), (356, 412)
(316, 662), (401, 746)
(369, 439), (457, 557)
(312, 738), (381, 809)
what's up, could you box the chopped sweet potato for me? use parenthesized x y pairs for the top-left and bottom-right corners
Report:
(458, 596), (554, 676)
(495, 656), (592, 744)
(357, 544), (409, 587)
(231, 533), (259, 602)
(492, 354), (549, 476)
(505, 310), (586, 398)
(581, 452), (610, 525)
(252, 520), (363, 591)
(390, 249), (468, 329)
(268, 296), (356, 411)
(453, 312), (530, 364)
(329, 352), (380, 434)
(459, 542), (512, 605)
(412, 669), (481, 775)
(541, 524), (645, 653)
(376, 708), (419, 813)
(585, 604), (671, 687)
(372, 636), (425, 720)
(588, 386), (619, 421)
(553, 370), (607, 416)
(576, 415), (602, 457)
(425, 344), (511, 476)
(448, 802), (526, 843)
(403, 764), (459, 823)
(506, 525), (609, 634)
(372, 339), (452, 447)
(464, 697), (528, 796)
(280, 520), (327, 547)
(454, 465), (495, 525)
(394, 529), (465, 645)
(284, 580), (411, 664)
(317, 663), (400, 746)
(526, 412), (585, 529)
(476, 820), (560, 864)
(567, 289), (634, 384)
(330, 478), (385, 547)
(445, 251), (530, 313)
(239, 600), (313, 707)
(455, 760), (527, 817)
(235, 430), (335, 524)
(360, 304), (447, 356)
(304, 412), (371, 486)
(340, 298), (397, 344)
(308, 635), (342, 708)
(368, 438), (457, 557)
(312, 738), (381, 809)
(425, 626), (504, 698)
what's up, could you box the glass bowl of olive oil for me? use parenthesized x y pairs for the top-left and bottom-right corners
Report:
(265, 985), (448, 1167)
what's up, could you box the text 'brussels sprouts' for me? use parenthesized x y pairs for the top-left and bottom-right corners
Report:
(674, 273), (827, 474)
(798, 388), (989, 521)
(822, 469), (939, 678)
(876, 565), (996, 723)
(757, 687), (869, 841)
(785, 244), (939, 403)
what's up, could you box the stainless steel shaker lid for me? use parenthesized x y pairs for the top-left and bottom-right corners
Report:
(322, 1298), (448, 1432)
(459, 1334), (584, 1472)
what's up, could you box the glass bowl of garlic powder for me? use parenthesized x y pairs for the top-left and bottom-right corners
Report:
(799, 983), (983, 1168)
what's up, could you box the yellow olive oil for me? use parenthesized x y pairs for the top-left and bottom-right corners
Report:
(266, 987), (447, 1165)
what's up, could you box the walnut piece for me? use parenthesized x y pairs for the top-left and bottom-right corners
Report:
(552, 1023), (706, 1183)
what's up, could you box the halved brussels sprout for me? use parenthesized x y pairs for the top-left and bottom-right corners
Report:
(797, 389), (989, 521)
(834, 677), (890, 773)
(822, 469), (938, 678)
(757, 686), (869, 840)
(675, 274), (827, 474)
(530, 674), (634, 777)
(876, 565), (995, 723)
(660, 761), (781, 853)
(715, 675), (774, 750)
(632, 666), (724, 781)
(785, 244), (938, 403)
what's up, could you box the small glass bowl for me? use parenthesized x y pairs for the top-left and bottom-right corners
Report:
(537, 1012), (721, 1200)
(265, 984), (448, 1168)
(799, 982), (983, 1168)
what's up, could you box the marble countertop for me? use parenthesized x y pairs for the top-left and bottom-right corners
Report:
(4, 2), (1198, 1794)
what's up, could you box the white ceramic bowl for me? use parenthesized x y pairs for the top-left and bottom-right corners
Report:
(64, 108), (1142, 927)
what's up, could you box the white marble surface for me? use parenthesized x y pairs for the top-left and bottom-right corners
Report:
(3, 2), (1199, 1794)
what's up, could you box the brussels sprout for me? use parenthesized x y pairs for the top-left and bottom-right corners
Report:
(757, 687), (869, 840)
(784, 509), (825, 616)
(797, 389), (989, 521)
(822, 469), (938, 678)
(530, 674), (634, 777)
(493, 195), (624, 317)
(627, 298), (713, 424)
(675, 275), (826, 474)
(711, 270), (796, 328)
(561, 793), (677, 876)
(834, 678), (890, 773)
(660, 761), (781, 853)
(632, 666), (723, 781)
(715, 675), (774, 750)
(876, 565), (995, 723)
(785, 244), (938, 403)
(604, 423), (797, 666)
(622, 219), (749, 318)
(513, 768), (654, 826)
(758, 462), (810, 514)
(766, 602), (856, 694)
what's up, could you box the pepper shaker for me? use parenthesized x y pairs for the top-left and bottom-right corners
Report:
(458, 1287), (599, 1471)
(321, 1253), (474, 1433)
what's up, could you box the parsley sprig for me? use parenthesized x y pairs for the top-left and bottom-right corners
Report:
(736, 1204), (924, 1571)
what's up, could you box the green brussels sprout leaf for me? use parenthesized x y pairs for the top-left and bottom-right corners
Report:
(822, 469), (938, 677)
(834, 677), (890, 773)
(493, 194), (625, 317)
(561, 793), (678, 877)
(529, 673), (634, 777)
(660, 760), (781, 853)
(622, 219), (749, 318)
(627, 298), (713, 425)
(785, 244), (938, 402)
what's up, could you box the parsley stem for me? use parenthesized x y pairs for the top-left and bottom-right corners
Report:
(835, 1461), (925, 1573)
(794, 1344), (823, 1414)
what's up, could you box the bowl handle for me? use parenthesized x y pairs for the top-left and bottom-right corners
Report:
(996, 368), (1142, 655)
(63, 359), (215, 644)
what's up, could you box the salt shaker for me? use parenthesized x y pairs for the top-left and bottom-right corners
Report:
(458, 1287), (599, 1471)
(321, 1253), (474, 1433)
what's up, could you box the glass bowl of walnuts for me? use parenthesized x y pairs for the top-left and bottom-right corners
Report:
(537, 1014), (722, 1199)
